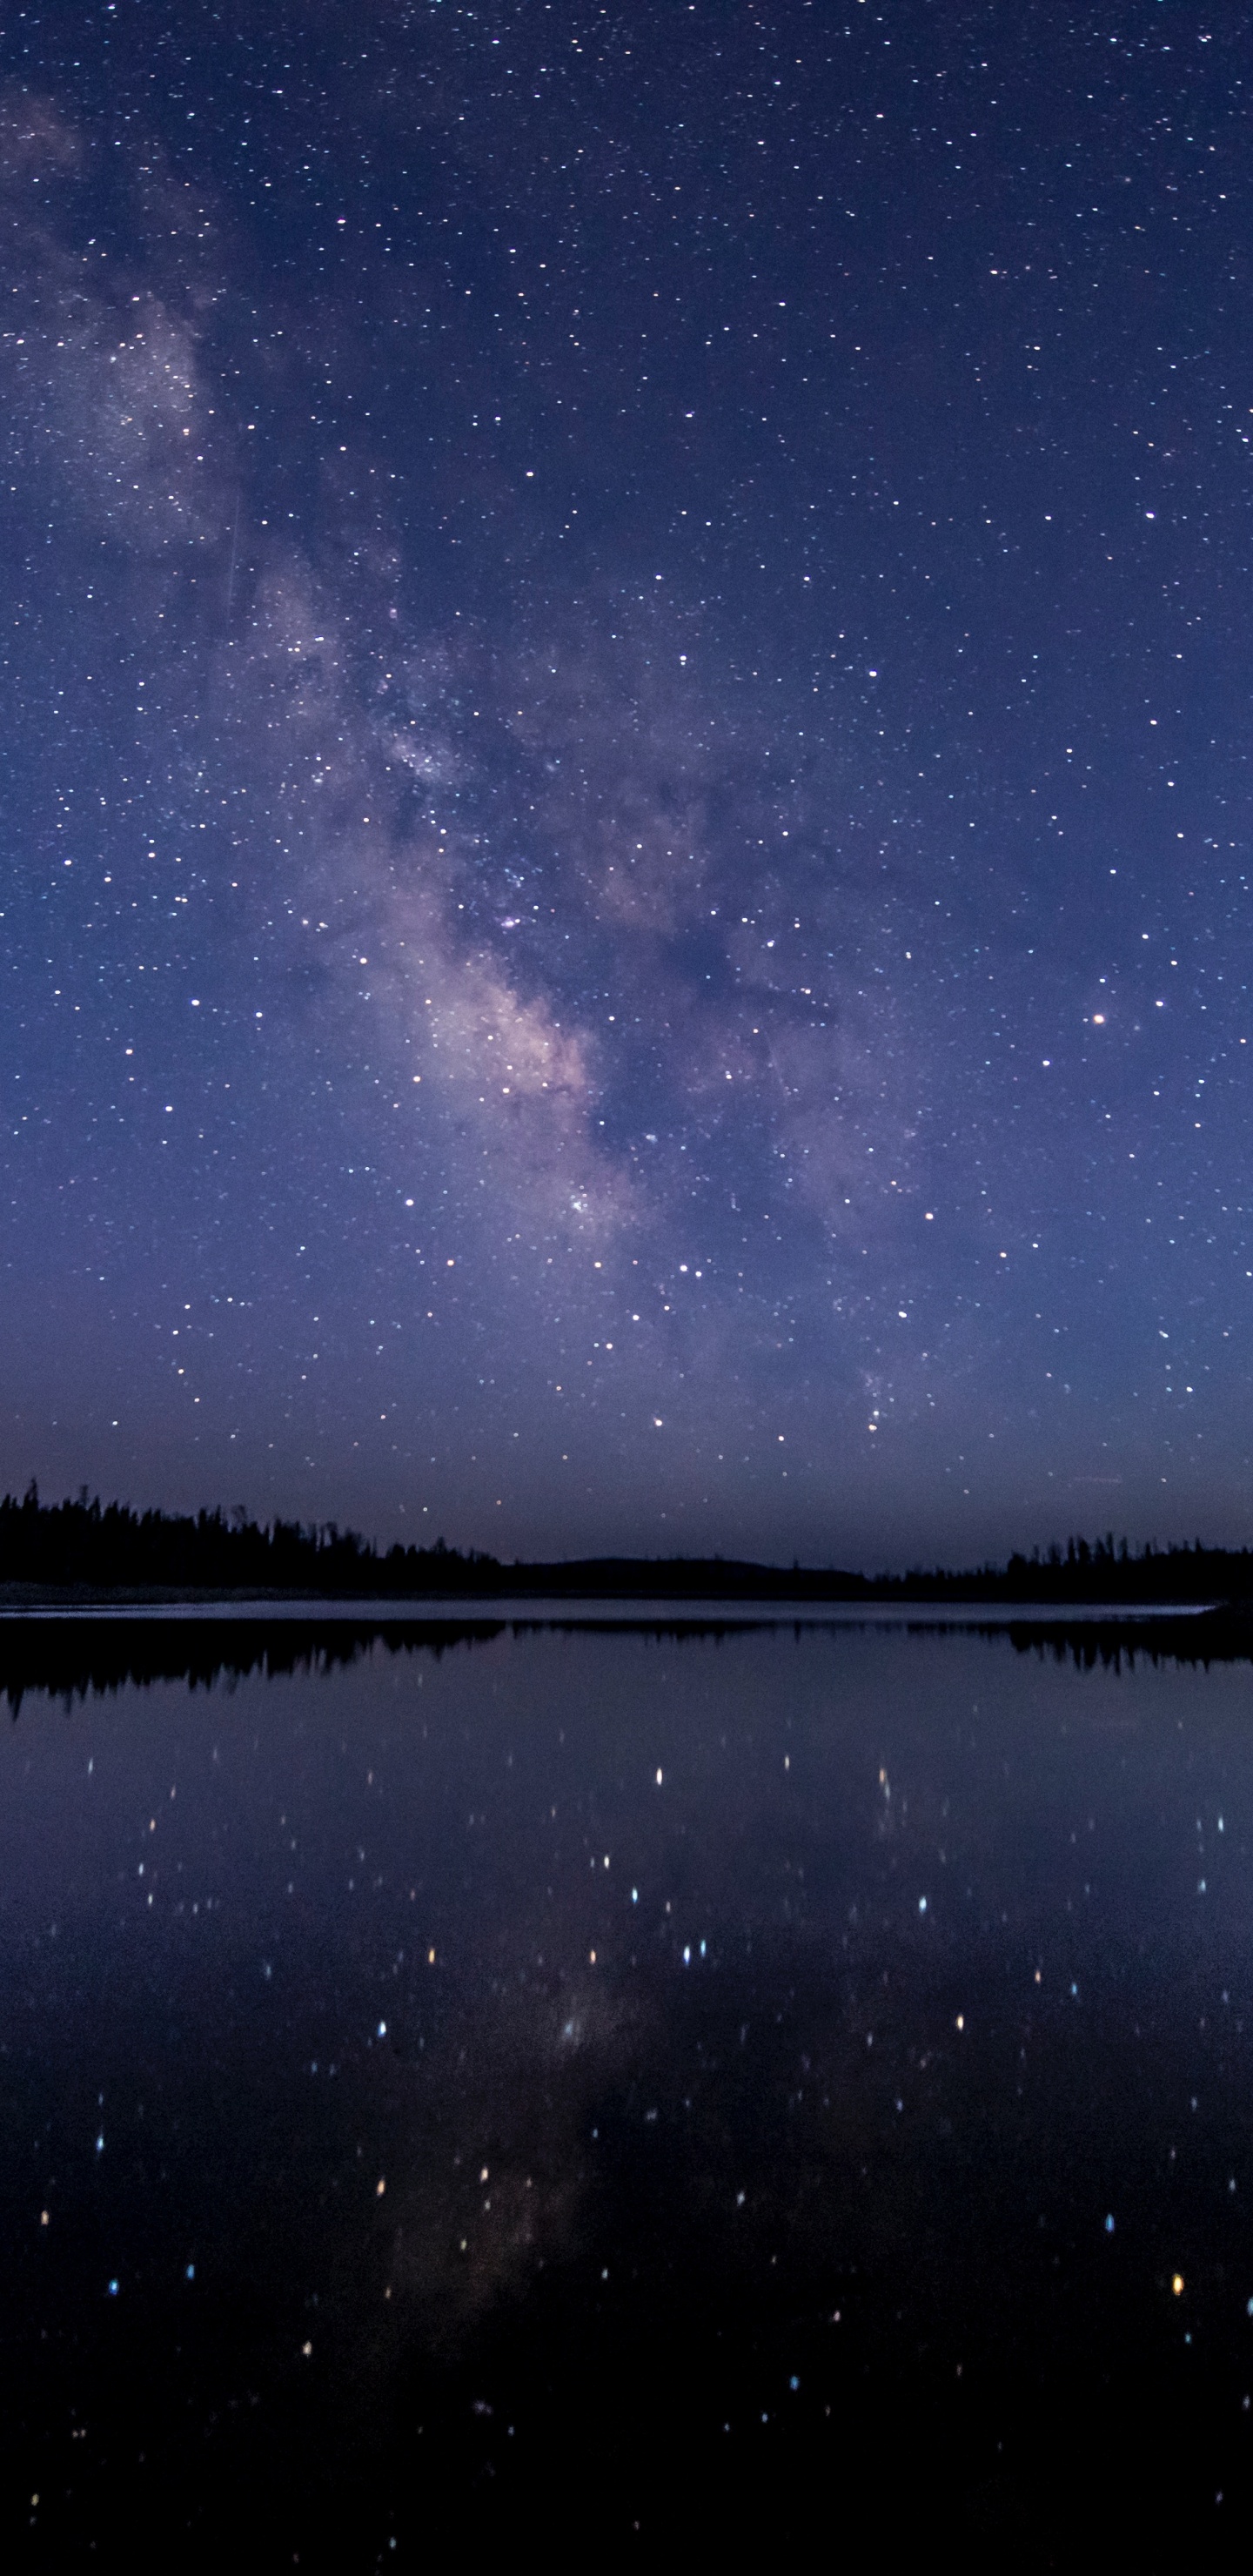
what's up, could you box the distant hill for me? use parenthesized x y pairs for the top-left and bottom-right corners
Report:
(0, 1485), (1250, 1607)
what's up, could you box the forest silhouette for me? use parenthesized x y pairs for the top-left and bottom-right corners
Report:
(2, 1484), (1251, 1607)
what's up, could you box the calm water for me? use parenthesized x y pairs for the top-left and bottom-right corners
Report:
(3, 1614), (1253, 2563)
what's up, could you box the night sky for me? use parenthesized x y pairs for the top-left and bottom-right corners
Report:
(2, 0), (1249, 1566)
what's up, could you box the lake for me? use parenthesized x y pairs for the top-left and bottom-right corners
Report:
(2, 1610), (1251, 2563)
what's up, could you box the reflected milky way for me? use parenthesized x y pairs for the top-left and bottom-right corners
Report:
(4, 1624), (1253, 2554)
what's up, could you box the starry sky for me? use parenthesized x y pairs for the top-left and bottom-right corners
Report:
(2, 0), (1250, 1567)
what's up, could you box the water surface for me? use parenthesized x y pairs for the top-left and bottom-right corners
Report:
(3, 1616), (1252, 2562)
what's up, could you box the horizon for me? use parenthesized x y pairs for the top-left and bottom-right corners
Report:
(3, 4), (1250, 1560)
(3, 1479), (1251, 1587)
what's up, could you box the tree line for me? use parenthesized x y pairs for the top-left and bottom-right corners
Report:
(0, 1486), (1250, 1604)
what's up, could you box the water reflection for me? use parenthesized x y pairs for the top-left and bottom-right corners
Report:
(2, 1600), (1248, 1717)
(1, 1620), (1252, 2560)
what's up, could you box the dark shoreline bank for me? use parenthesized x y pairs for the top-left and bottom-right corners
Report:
(5, 1490), (1253, 1611)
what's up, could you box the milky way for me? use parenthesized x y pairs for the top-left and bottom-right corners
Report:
(2, 3), (1250, 1563)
